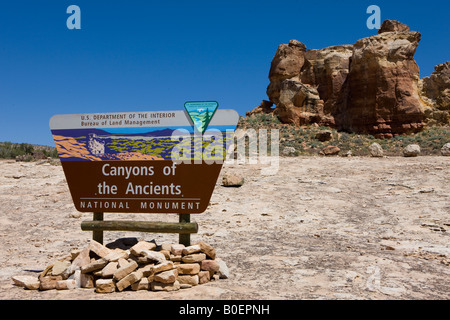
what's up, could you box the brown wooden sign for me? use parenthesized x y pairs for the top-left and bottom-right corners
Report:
(49, 108), (239, 214)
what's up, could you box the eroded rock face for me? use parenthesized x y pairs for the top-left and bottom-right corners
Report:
(268, 40), (306, 82)
(272, 79), (324, 125)
(419, 62), (450, 125)
(266, 40), (326, 126)
(300, 45), (353, 126)
(338, 28), (425, 138)
(264, 20), (431, 138)
(378, 19), (410, 34)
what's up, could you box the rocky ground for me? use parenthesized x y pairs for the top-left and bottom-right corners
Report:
(0, 156), (449, 300)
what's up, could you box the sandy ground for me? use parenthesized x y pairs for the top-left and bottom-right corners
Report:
(0, 156), (449, 300)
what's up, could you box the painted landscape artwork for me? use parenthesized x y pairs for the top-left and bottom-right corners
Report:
(51, 126), (235, 162)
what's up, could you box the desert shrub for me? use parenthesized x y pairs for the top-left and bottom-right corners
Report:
(0, 142), (34, 159)
(236, 115), (450, 156)
(0, 142), (59, 160)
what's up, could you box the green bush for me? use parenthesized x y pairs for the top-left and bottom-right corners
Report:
(0, 142), (59, 159)
(0, 142), (33, 159)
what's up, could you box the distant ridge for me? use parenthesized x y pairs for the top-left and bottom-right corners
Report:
(0, 141), (56, 152)
(31, 144), (57, 152)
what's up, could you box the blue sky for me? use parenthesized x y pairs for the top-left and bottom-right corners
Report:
(0, 0), (449, 146)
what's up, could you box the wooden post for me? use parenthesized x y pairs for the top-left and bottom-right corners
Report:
(82, 213), (198, 246)
(92, 212), (104, 244)
(179, 214), (191, 246)
(81, 220), (198, 234)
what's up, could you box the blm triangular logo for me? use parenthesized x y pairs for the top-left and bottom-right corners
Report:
(184, 101), (219, 133)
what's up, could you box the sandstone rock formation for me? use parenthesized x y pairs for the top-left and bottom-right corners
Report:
(300, 45), (353, 126)
(337, 24), (425, 138)
(255, 20), (449, 138)
(266, 40), (328, 126)
(222, 173), (244, 187)
(419, 62), (450, 125)
(377, 19), (410, 33)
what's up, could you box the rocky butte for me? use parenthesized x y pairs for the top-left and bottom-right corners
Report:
(250, 20), (449, 139)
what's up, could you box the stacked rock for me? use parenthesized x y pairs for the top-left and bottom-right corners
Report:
(12, 239), (229, 293)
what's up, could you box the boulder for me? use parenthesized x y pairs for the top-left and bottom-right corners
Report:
(222, 174), (244, 187)
(198, 271), (211, 284)
(216, 259), (230, 279)
(201, 260), (220, 274)
(55, 279), (77, 290)
(39, 276), (63, 291)
(440, 143), (450, 156)
(89, 239), (111, 258)
(319, 145), (340, 156)
(141, 250), (166, 264)
(80, 273), (95, 288)
(113, 260), (138, 281)
(282, 146), (296, 156)
(196, 241), (216, 260)
(152, 261), (174, 274)
(12, 275), (40, 290)
(130, 241), (156, 256)
(181, 253), (207, 263)
(95, 279), (116, 293)
(151, 280), (180, 292)
(154, 269), (178, 284)
(101, 262), (118, 278)
(378, 19), (410, 33)
(177, 263), (200, 275)
(131, 277), (150, 291)
(182, 244), (202, 255)
(403, 144), (421, 157)
(103, 249), (128, 262)
(81, 258), (108, 274)
(116, 270), (143, 291)
(178, 275), (199, 286)
(70, 247), (90, 272)
(170, 244), (185, 256)
(51, 260), (71, 278)
(369, 143), (384, 157)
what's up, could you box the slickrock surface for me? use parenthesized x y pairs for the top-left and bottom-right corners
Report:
(0, 157), (449, 299)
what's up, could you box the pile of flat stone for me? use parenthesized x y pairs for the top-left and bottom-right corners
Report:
(12, 238), (229, 293)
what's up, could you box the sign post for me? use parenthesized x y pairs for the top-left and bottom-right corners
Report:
(50, 104), (239, 245)
(92, 212), (104, 244)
